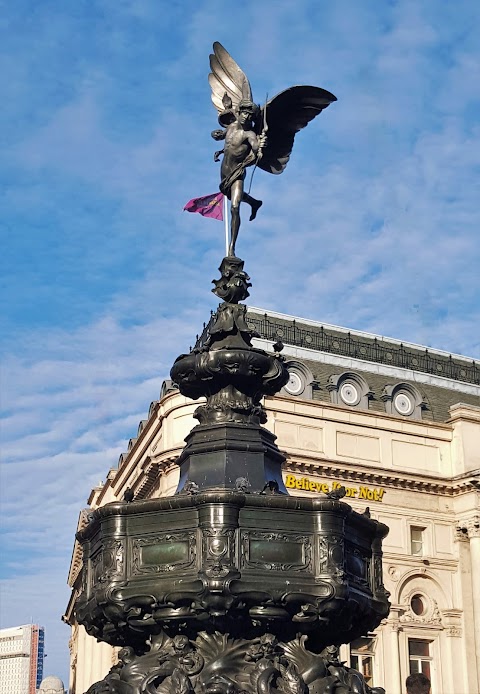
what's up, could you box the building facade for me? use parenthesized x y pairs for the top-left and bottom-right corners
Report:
(0, 624), (45, 694)
(65, 308), (480, 694)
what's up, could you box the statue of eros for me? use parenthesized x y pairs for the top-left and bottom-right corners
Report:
(209, 42), (337, 257)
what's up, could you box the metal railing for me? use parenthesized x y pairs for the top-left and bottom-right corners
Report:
(195, 311), (479, 386)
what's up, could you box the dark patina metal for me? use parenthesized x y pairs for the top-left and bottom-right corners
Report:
(208, 42), (336, 257)
(74, 43), (390, 694)
(77, 492), (389, 693)
(170, 256), (289, 494)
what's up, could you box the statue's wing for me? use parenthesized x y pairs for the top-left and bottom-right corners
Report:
(208, 41), (253, 114)
(258, 86), (337, 174)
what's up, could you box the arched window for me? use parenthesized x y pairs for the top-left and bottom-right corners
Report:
(327, 372), (373, 410)
(381, 383), (427, 419)
(281, 361), (314, 399)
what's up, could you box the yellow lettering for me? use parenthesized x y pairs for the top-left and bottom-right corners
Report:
(309, 481), (316, 492)
(367, 489), (374, 500)
(321, 484), (329, 493)
(315, 482), (322, 492)
(377, 489), (385, 501)
(359, 486), (368, 499)
(285, 475), (296, 489)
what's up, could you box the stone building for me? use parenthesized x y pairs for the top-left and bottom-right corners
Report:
(64, 308), (480, 694)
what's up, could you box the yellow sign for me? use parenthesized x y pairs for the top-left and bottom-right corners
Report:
(284, 474), (385, 502)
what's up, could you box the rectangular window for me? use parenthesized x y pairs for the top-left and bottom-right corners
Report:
(350, 636), (375, 687)
(408, 638), (432, 680)
(410, 526), (425, 556)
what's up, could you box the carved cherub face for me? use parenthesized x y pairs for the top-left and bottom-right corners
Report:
(173, 635), (190, 652)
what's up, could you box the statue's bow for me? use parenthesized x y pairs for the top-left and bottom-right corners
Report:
(257, 94), (268, 162)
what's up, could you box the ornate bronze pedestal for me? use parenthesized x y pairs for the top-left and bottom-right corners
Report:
(75, 256), (390, 694)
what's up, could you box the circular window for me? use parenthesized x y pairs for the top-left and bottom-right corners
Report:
(394, 391), (414, 416)
(339, 381), (360, 406)
(285, 371), (304, 396)
(411, 594), (426, 616)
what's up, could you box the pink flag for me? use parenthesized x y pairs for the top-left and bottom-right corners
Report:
(183, 192), (224, 221)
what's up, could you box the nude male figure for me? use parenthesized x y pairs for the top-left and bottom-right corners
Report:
(217, 99), (266, 257)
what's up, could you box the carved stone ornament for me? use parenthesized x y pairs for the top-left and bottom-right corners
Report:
(454, 525), (470, 542)
(446, 626), (462, 638)
(467, 516), (480, 539)
(387, 566), (399, 581)
(399, 597), (442, 627)
(456, 515), (480, 540)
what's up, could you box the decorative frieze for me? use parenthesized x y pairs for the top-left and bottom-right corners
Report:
(445, 626), (462, 638)
(400, 598), (442, 627)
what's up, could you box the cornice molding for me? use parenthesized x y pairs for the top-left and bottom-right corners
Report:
(67, 510), (89, 586)
(382, 554), (458, 570)
(283, 458), (460, 496)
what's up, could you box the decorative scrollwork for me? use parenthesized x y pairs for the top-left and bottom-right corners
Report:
(131, 532), (196, 575)
(240, 531), (312, 573)
(86, 629), (384, 694)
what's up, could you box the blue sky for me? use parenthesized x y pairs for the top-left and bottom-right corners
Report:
(1, 0), (479, 684)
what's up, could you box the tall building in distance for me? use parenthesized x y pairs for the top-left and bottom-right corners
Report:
(0, 624), (45, 694)
(65, 308), (480, 694)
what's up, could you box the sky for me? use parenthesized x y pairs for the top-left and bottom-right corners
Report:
(1, 0), (479, 685)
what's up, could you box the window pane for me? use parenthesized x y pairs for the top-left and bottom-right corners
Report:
(411, 541), (422, 555)
(421, 661), (431, 680)
(409, 640), (430, 657)
(350, 637), (374, 653)
(410, 660), (420, 674)
(410, 527), (425, 555)
(411, 595), (426, 615)
(351, 655), (359, 670)
(363, 656), (373, 678)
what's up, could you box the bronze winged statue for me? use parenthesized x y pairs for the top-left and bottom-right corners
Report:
(209, 41), (337, 257)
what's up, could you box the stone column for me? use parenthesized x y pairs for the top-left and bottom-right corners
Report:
(443, 624), (465, 694)
(454, 521), (480, 694)
(467, 516), (480, 686)
(386, 610), (403, 694)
